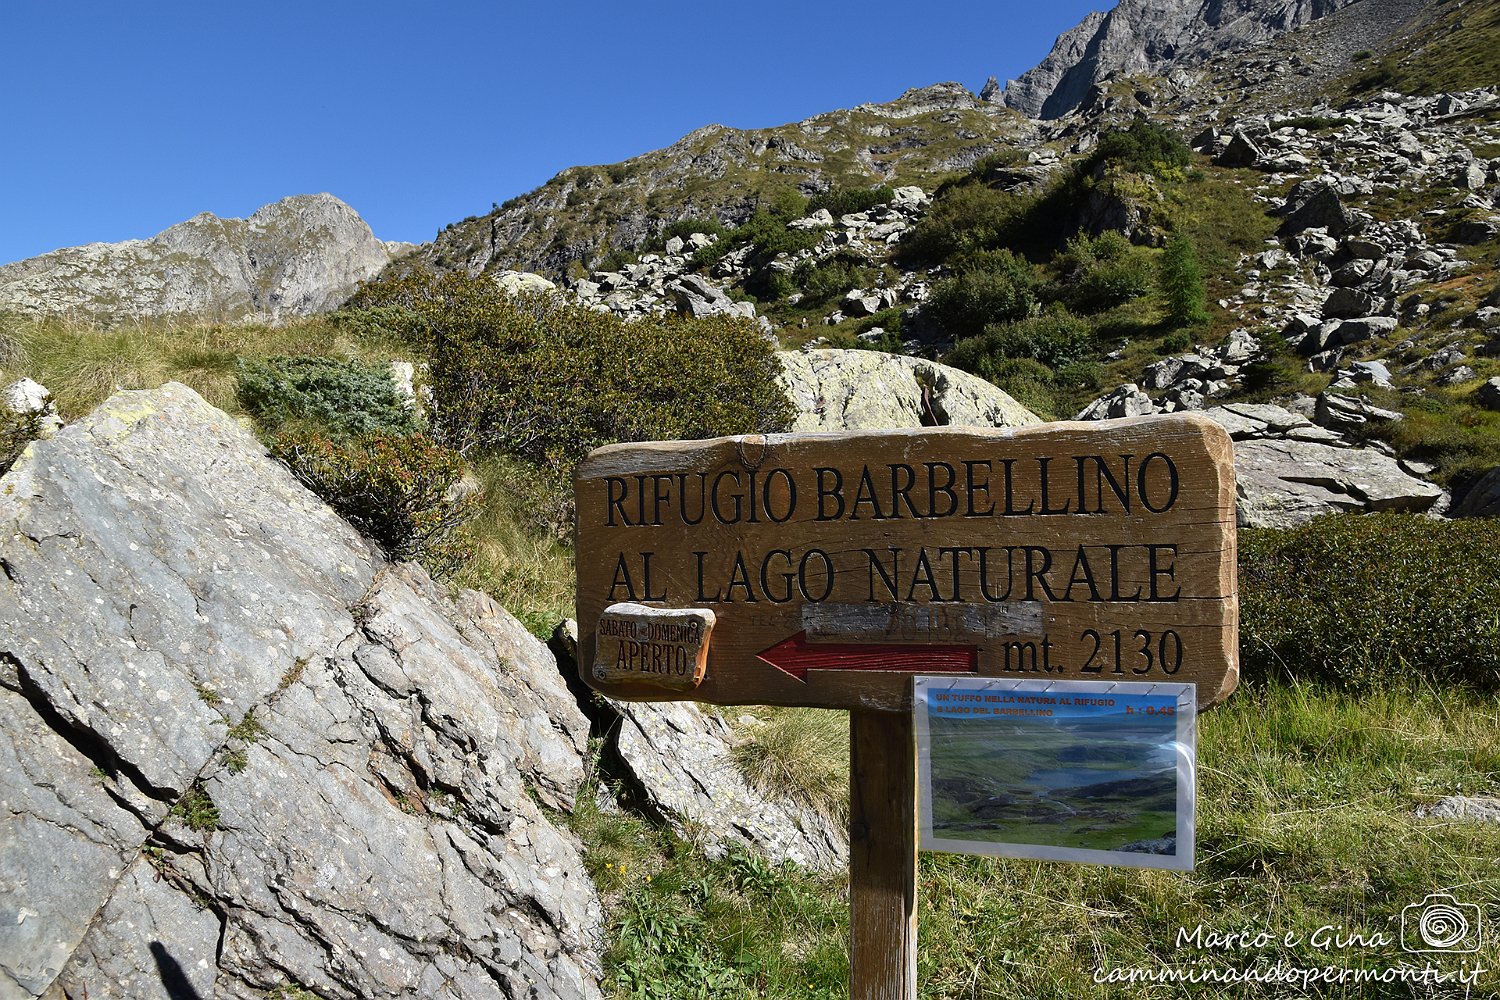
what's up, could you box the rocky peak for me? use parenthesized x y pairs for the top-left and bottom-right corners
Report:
(0, 193), (406, 324)
(1003, 0), (1362, 119)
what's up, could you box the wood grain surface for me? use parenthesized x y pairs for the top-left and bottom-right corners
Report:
(576, 414), (1238, 711)
(849, 710), (917, 999)
(592, 602), (714, 691)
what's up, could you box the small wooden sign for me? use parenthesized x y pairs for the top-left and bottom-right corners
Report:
(575, 414), (1238, 711)
(593, 602), (714, 691)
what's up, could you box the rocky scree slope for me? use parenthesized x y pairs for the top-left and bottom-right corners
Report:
(0, 194), (410, 325)
(559, 183), (965, 340)
(1000, 0), (1364, 120)
(0, 383), (848, 1000)
(1128, 0), (1451, 117)
(405, 84), (1037, 282)
(1071, 83), (1500, 523)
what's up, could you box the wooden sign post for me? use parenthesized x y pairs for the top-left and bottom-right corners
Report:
(575, 414), (1238, 997)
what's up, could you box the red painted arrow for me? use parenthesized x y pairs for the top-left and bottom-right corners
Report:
(756, 632), (979, 683)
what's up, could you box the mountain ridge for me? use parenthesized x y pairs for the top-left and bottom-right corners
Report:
(0, 193), (410, 325)
(409, 83), (1038, 281)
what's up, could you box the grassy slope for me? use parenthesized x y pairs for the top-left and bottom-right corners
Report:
(1339, 0), (1500, 98)
(0, 310), (576, 638)
(576, 682), (1500, 998)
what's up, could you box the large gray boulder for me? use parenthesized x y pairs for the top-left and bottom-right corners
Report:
(1203, 403), (1444, 528)
(779, 349), (1040, 431)
(610, 700), (847, 871)
(0, 384), (602, 999)
(1477, 377), (1500, 411)
(1, 377), (62, 438)
(0, 194), (403, 324)
(494, 269), (558, 296)
(667, 274), (757, 320)
(1453, 467), (1500, 518)
(1279, 181), (1357, 238)
(1417, 797), (1500, 823)
(552, 622), (847, 872)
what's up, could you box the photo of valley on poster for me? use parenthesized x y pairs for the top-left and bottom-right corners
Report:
(914, 677), (1196, 871)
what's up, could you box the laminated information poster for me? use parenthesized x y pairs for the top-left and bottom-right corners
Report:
(914, 677), (1196, 871)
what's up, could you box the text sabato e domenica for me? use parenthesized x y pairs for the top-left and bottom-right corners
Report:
(600, 453), (1195, 607)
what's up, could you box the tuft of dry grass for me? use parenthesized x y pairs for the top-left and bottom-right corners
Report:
(449, 455), (577, 638)
(731, 706), (851, 823)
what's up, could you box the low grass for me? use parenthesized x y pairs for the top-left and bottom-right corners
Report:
(1, 312), (408, 419)
(1165, 167), (1279, 339)
(567, 751), (849, 1000)
(1339, 0), (1500, 99)
(575, 680), (1500, 999)
(2, 313), (574, 637)
(1343, 383), (1500, 488)
(731, 707), (850, 823)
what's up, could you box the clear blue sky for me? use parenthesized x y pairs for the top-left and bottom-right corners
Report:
(1, 1), (1106, 265)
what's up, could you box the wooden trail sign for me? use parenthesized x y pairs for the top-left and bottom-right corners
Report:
(575, 413), (1239, 711)
(574, 413), (1237, 1000)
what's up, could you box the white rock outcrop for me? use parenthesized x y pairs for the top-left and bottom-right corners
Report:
(778, 349), (1041, 432)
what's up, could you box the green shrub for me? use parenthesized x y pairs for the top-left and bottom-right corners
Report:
(1054, 231), (1152, 312)
(793, 257), (880, 304)
(923, 250), (1039, 339)
(352, 270), (793, 529)
(1083, 119), (1192, 179)
(807, 185), (895, 218)
(235, 356), (417, 438)
(1157, 231), (1209, 326)
(901, 183), (1030, 263)
(964, 148), (1027, 180)
(1, 407), (46, 475)
(270, 428), (478, 574)
(1347, 389), (1500, 487)
(1056, 230), (1125, 273)
(958, 356), (1060, 417)
(1155, 331), (1193, 355)
(1052, 359), (1107, 398)
(764, 270), (799, 301)
(1349, 61), (1395, 92)
(951, 310), (1097, 369)
(327, 304), (427, 345)
(767, 188), (810, 220)
(1239, 514), (1500, 689)
(689, 207), (820, 280)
